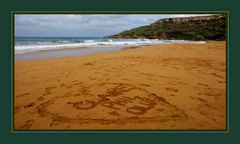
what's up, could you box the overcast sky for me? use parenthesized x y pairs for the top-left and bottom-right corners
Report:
(15, 14), (211, 37)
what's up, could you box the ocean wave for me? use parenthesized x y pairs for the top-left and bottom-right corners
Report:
(15, 38), (206, 54)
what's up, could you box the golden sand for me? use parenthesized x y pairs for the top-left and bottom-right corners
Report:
(14, 41), (226, 130)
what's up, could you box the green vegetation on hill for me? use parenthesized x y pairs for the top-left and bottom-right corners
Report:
(106, 15), (226, 41)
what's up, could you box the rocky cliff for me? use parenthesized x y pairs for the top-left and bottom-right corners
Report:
(105, 15), (226, 40)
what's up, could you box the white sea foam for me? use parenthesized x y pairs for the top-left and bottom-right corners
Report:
(15, 38), (206, 54)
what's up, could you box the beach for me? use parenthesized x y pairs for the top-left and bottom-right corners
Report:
(14, 41), (226, 130)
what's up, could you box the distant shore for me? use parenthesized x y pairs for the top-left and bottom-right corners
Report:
(15, 41), (226, 130)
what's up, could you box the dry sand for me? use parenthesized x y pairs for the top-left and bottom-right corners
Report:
(14, 41), (226, 130)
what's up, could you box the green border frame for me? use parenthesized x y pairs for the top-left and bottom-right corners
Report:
(12, 11), (229, 133)
(1, 0), (240, 143)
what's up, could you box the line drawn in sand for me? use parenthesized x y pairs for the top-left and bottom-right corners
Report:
(21, 82), (190, 129)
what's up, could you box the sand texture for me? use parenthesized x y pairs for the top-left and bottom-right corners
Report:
(14, 41), (226, 130)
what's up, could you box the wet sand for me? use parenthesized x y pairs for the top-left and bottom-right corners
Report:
(14, 41), (226, 130)
(15, 45), (132, 61)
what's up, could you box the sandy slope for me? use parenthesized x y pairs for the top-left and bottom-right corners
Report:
(14, 41), (226, 130)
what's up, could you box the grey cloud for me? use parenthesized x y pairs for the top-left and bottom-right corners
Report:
(15, 14), (212, 37)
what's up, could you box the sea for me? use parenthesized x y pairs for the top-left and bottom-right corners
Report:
(15, 37), (205, 61)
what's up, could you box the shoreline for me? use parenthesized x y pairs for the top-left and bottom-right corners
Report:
(15, 45), (144, 62)
(15, 41), (206, 62)
(15, 41), (226, 129)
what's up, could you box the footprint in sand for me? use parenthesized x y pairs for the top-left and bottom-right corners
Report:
(19, 119), (35, 129)
(43, 87), (56, 95)
(198, 88), (223, 96)
(212, 73), (224, 79)
(197, 83), (208, 87)
(165, 87), (179, 92)
(24, 102), (36, 108)
(14, 106), (21, 113)
(197, 97), (207, 102)
(37, 96), (44, 101)
(60, 83), (65, 87)
(89, 77), (97, 80)
(83, 62), (94, 66)
(16, 93), (30, 97)
(139, 84), (150, 87)
(73, 82), (83, 86)
(122, 78), (131, 81)
(66, 85), (73, 89)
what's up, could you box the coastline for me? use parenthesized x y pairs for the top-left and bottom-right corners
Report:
(15, 37), (206, 62)
(15, 41), (226, 129)
(15, 45), (140, 62)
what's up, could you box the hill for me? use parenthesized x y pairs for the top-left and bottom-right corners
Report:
(105, 15), (226, 40)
